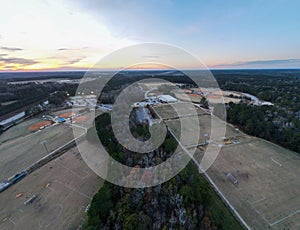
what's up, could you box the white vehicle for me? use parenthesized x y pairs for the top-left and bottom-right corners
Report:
(85, 204), (90, 213)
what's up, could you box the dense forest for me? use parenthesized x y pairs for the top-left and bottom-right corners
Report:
(226, 103), (300, 153)
(0, 81), (77, 117)
(215, 71), (300, 111)
(85, 113), (242, 230)
(212, 71), (300, 153)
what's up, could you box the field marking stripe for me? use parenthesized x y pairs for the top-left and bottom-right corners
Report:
(54, 179), (92, 200)
(270, 210), (300, 226)
(248, 201), (272, 226)
(8, 218), (16, 225)
(271, 158), (282, 167)
(55, 161), (87, 180)
(250, 196), (266, 205)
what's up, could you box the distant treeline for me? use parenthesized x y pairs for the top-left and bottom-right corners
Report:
(214, 71), (300, 111)
(0, 81), (77, 117)
(0, 71), (85, 81)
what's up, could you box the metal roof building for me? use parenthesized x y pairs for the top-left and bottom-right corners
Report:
(157, 95), (178, 103)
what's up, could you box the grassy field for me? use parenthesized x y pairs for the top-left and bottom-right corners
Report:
(154, 105), (240, 147)
(0, 118), (84, 181)
(207, 137), (300, 229)
(0, 146), (103, 229)
(153, 103), (300, 229)
(152, 102), (206, 120)
(0, 118), (41, 144)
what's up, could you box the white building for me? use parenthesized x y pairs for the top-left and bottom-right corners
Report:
(157, 95), (178, 103)
(0, 112), (25, 126)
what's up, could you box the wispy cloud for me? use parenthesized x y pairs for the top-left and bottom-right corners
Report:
(0, 46), (23, 52)
(214, 59), (300, 68)
(142, 55), (160, 59)
(0, 57), (39, 65)
(57, 47), (89, 51)
(46, 53), (86, 65)
(66, 57), (86, 65)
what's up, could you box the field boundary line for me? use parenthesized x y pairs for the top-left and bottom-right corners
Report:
(270, 210), (300, 226)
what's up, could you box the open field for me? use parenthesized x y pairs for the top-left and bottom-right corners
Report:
(0, 120), (84, 181)
(206, 96), (241, 104)
(153, 103), (300, 229)
(138, 82), (173, 91)
(0, 118), (41, 144)
(173, 91), (203, 103)
(206, 137), (300, 229)
(152, 102), (207, 120)
(152, 103), (241, 147)
(173, 88), (242, 104)
(0, 146), (103, 230)
(0, 108), (86, 145)
(165, 114), (240, 147)
(1, 102), (299, 229)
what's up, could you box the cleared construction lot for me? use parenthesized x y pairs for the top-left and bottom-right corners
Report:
(153, 103), (300, 229)
(0, 146), (103, 229)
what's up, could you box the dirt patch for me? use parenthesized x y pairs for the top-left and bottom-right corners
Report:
(72, 115), (88, 123)
(28, 121), (53, 131)
(206, 94), (222, 99)
(59, 112), (75, 118)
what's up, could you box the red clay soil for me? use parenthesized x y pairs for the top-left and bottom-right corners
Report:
(59, 112), (75, 118)
(206, 94), (222, 99)
(28, 121), (53, 131)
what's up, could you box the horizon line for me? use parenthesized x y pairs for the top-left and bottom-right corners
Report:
(1, 67), (300, 73)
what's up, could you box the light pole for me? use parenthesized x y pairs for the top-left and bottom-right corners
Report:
(204, 133), (208, 144)
(234, 128), (239, 140)
(40, 140), (49, 154)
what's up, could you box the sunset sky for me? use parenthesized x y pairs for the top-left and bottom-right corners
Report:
(1, 0), (300, 71)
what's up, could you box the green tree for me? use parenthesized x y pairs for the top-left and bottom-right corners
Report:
(200, 97), (209, 109)
(124, 213), (151, 230)
(86, 183), (113, 229)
